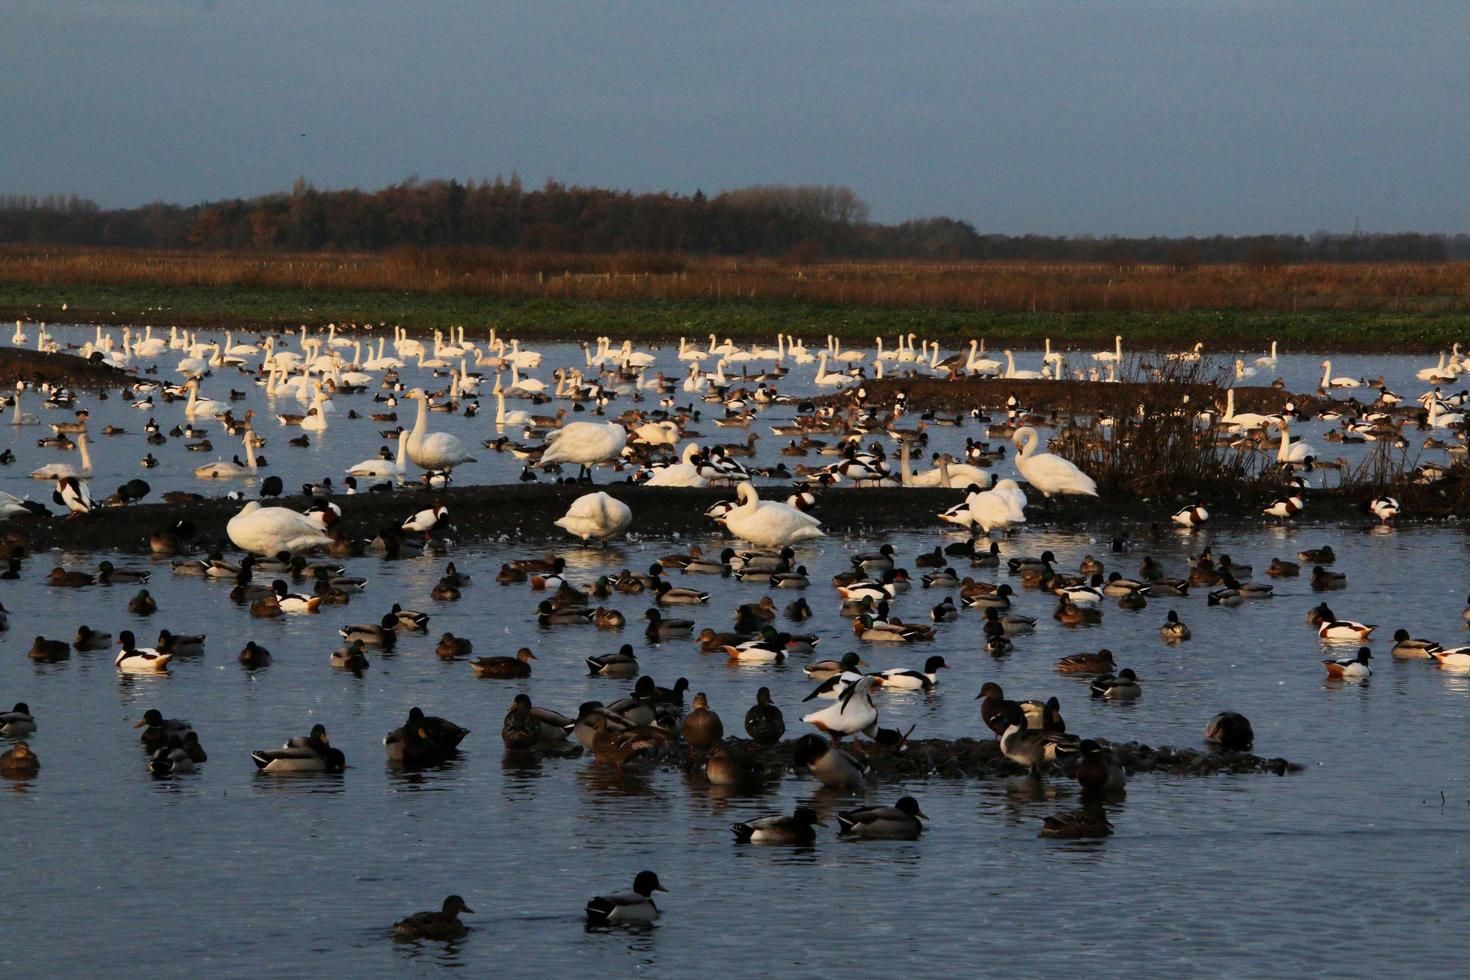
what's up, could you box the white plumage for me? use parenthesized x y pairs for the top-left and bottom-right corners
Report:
(227, 501), (333, 556)
(1012, 427), (1097, 497)
(719, 483), (824, 547)
(555, 491), (632, 542)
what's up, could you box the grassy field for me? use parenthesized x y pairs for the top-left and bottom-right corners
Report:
(3, 247), (1470, 350)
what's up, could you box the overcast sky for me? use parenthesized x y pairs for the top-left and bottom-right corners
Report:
(3, 0), (1467, 235)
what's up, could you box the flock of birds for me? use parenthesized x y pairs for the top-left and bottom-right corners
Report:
(6, 320), (1470, 939)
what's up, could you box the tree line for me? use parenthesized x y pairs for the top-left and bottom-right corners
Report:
(1, 178), (1466, 264)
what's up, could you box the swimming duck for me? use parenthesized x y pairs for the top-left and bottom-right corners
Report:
(97, 560), (150, 584)
(340, 615), (400, 647)
(585, 871), (666, 925)
(0, 741), (39, 778)
(593, 607), (626, 630)
(1204, 711), (1255, 750)
(72, 625), (112, 651)
(1318, 616), (1376, 643)
(390, 604), (430, 631)
(501, 695), (574, 748)
(430, 579), (462, 602)
(587, 644), (639, 677)
(1428, 647), (1470, 670)
(1323, 647), (1372, 679)
(836, 796), (927, 839)
(47, 566), (96, 588)
(115, 632), (170, 672)
(331, 640), (370, 671)
(149, 735), (197, 776)
(1038, 807), (1113, 839)
(791, 732), (869, 789)
(586, 715), (670, 773)
(769, 565), (810, 589)
(385, 706), (469, 766)
(723, 629), (790, 663)
(1267, 557), (1301, 577)
(538, 601), (595, 627)
(876, 655), (948, 691)
(238, 641), (271, 668)
(133, 708), (191, 749)
(732, 807), (822, 844)
(1310, 565), (1348, 590)
(1090, 668), (1142, 699)
(1053, 596), (1101, 625)
(1056, 648), (1116, 675)
(251, 724), (346, 773)
(999, 703), (1078, 776)
(643, 608), (694, 641)
(435, 632), (474, 660)
(704, 740), (766, 786)
(156, 630), (206, 656)
(1389, 629), (1440, 659)
(394, 895), (473, 942)
(680, 693), (724, 755)
(743, 687), (785, 744)
(127, 589), (158, 615)
(0, 702), (36, 737)
(1159, 610), (1191, 643)
(804, 651), (864, 681)
(1075, 739), (1127, 795)
(1299, 545), (1336, 564)
(470, 647), (536, 677)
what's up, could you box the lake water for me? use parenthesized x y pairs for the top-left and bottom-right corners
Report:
(3, 327), (1470, 976)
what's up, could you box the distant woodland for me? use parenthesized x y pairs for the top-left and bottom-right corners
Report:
(2, 178), (1466, 265)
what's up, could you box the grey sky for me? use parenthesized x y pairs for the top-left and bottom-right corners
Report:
(3, 0), (1467, 235)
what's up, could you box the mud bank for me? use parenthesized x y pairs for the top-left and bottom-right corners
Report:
(0, 345), (140, 392)
(833, 377), (1324, 417)
(2, 482), (1433, 555)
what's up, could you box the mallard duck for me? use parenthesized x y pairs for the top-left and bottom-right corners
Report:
(1323, 647), (1372, 679)
(1141, 578), (1189, 597)
(983, 606), (1036, 634)
(394, 895), (473, 942)
(1390, 629), (1440, 659)
(431, 633), (471, 660)
(496, 563), (527, 584)
(587, 644), (639, 677)
(1267, 557), (1300, 577)
(792, 732), (868, 789)
(593, 607), (626, 630)
(1299, 545), (1336, 564)
(1056, 648), (1116, 675)
(680, 692), (724, 754)
(501, 694), (574, 748)
(1311, 565), (1348, 590)
(769, 565), (810, 589)
(643, 608), (694, 641)
(0, 702), (36, 737)
(114, 632), (169, 672)
(1038, 807), (1112, 839)
(1204, 711), (1254, 750)
(156, 630), (205, 656)
(385, 706), (468, 766)
(1075, 739), (1127, 795)
(149, 735), (197, 776)
(390, 603), (430, 631)
(1090, 668), (1142, 699)
(331, 640), (370, 671)
(440, 562), (472, 588)
(684, 547), (735, 575)
(133, 708), (191, 749)
(654, 581), (709, 605)
(837, 796), (927, 839)
(97, 560), (150, 584)
(804, 651), (863, 680)
(1207, 583), (1243, 607)
(470, 647), (536, 678)
(339, 615), (399, 647)
(127, 589), (158, 615)
(877, 655), (948, 691)
(743, 687), (785, 744)
(238, 641), (271, 668)
(999, 703), (1078, 776)
(587, 715), (669, 773)
(785, 597), (813, 620)
(732, 806), (822, 844)
(0, 741), (39, 778)
(251, 724), (346, 772)
(430, 579), (461, 602)
(585, 871), (666, 925)
(651, 677), (689, 706)
(539, 600), (595, 627)
(1159, 610), (1191, 643)
(1053, 597), (1101, 625)
(72, 625), (112, 651)
(705, 740), (766, 786)
(47, 566), (96, 588)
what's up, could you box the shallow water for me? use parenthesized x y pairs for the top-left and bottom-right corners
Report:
(3, 516), (1470, 976)
(4, 327), (1470, 975)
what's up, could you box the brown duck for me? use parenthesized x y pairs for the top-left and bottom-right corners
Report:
(470, 648), (537, 678)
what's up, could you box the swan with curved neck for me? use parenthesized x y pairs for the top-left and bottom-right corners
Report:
(347, 429), (409, 478)
(405, 388), (475, 477)
(195, 430), (259, 478)
(718, 483), (824, 546)
(31, 433), (92, 480)
(1012, 427), (1096, 497)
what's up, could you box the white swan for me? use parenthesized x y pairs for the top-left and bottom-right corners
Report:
(31, 433), (93, 480)
(347, 429), (409, 478)
(719, 483), (824, 547)
(494, 389), (529, 426)
(10, 392), (39, 426)
(1093, 335), (1122, 364)
(961, 479), (1028, 533)
(813, 352), (851, 388)
(643, 443), (709, 487)
(185, 380), (228, 419)
(1320, 360), (1361, 389)
(1220, 389), (1274, 432)
(1255, 340), (1278, 368)
(194, 431), (259, 479)
(404, 388), (476, 476)
(1003, 350), (1043, 380)
(1275, 422), (1316, 463)
(538, 422), (627, 481)
(227, 501), (333, 556)
(1012, 427), (1097, 497)
(898, 443), (993, 489)
(555, 491), (632, 542)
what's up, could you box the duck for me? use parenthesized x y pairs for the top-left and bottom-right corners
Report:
(1172, 503), (1209, 527)
(1204, 711), (1255, 750)
(876, 655), (948, 691)
(731, 807), (823, 844)
(251, 724), (346, 773)
(791, 732), (869, 789)
(47, 566), (96, 588)
(0, 741), (39, 778)
(1318, 615), (1376, 643)
(1299, 545), (1336, 564)
(1389, 629), (1439, 659)
(133, 708), (191, 749)
(72, 626), (112, 651)
(433, 632), (473, 660)
(1056, 648), (1116, 674)
(500, 695), (574, 748)
(680, 693), (724, 755)
(339, 614), (400, 647)
(1090, 668), (1142, 699)
(238, 641), (271, 668)
(1038, 807), (1113, 839)
(1262, 494), (1305, 520)
(540, 601), (595, 627)
(643, 608), (694, 641)
(804, 651), (864, 681)
(330, 640), (370, 671)
(98, 560), (150, 584)
(1075, 739), (1127, 795)
(999, 703), (1078, 776)
(384, 706), (469, 766)
(1368, 495), (1400, 524)
(1323, 647), (1373, 679)
(585, 871), (666, 925)
(1311, 566), (1348, 590)
(1267, 558), (1301, 577)
(394, 895), (474, 942)
(0, 702), (37, 737)
(654, 581), (709, 605)
(836, 797), (927, 839)
(1428, 647), (1470, 670)
(149, 735), (198, 777)
(390, 604), (431, 631)
(127, 589), (158, 615)
(930, 596), (959, 622)
(114, 631), (170, 672)
(586, 715), (670, 773)
(587, 644), (639, 677)
(470, 647), (536, 678)
(802, 674), (882, 740)
(743, 687), (786, 744)
(1053, 596), (1101, 625)
(1159, 610), (1191, 643)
